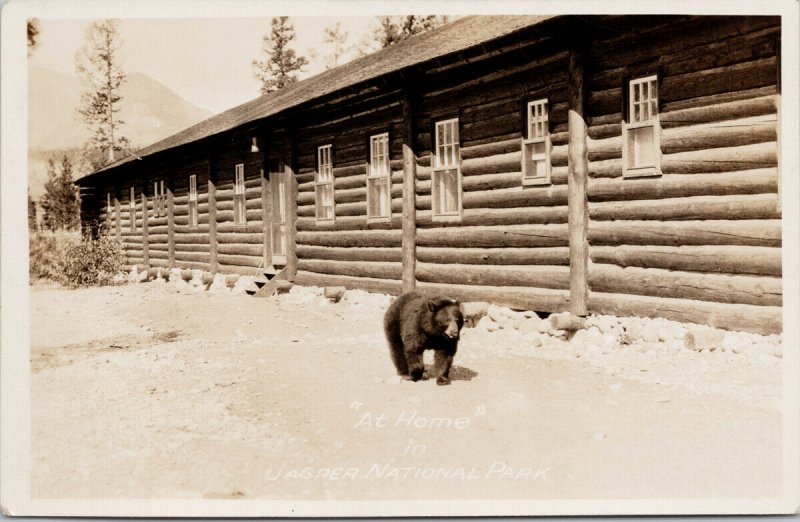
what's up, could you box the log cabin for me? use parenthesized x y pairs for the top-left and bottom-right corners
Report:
(76, 15), (783, 334)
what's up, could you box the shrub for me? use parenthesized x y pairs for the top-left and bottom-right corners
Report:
(60, 231), (126, 287)
(29, 229), (125, 287)
(29, 231), (79, 283)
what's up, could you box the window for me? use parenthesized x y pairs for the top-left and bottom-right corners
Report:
(432, 118), (462, 219)
(315, 144), (334, 222)
(234, 163), (246, 225)
(153, 180), (166, 217)
(522, 99), (551, 185)
(188, 175), (198, 228)
(367, 133), (391, 221)
(106, 192), (112, 218)
(623, 75), (661, 178)
(129, 187), (137, 232)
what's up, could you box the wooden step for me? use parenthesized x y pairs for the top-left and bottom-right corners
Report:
(252, 265), (290, 298)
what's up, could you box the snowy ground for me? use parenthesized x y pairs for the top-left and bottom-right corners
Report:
(30, 275), (783, 500)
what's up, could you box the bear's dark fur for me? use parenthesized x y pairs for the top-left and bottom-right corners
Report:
(383, 290), (464, 386)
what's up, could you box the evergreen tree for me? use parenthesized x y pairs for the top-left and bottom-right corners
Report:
(28, 191), (38, 231)
(252, 17), (308, 94)
(40, 155), (80, 231)
(372, 16), (449, 49)
(322, 22), (351, 70)
(75, 19), (129, 166)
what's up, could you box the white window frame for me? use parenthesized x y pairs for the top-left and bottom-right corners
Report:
(367, 133), (392, 222)
(153, 179), (166, 217)
(432, 118), (462, 221)
(522, 98), (552, 186)
(315, 144), (335, 223)
(106, 192), (112, 218)
(622, 75), (661, 178)
(129, 186), (137, 232)
(188, 174), (198, 228)
(234, 163), (247, 226)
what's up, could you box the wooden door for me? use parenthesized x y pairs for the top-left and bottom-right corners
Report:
(270, 163), (289, 265)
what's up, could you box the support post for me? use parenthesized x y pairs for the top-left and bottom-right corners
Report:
(401, 85), (417, 292)
(167, 165), (175, 269)
(285, 127), (298, 280)
(567, 45), (589, 316)
(141, 177), (149, 266)
(259, 132), (272, 268)
(208, 152), (218, 273)
(114, 185), (121, 241)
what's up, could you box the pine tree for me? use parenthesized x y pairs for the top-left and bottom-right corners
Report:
(40, 155), (80, 231)
(253, 17), (308, 95)
(76, 19), (129, 167)
(322, 22), (351, 70)
(28, 191), (38, 231)
(372, 16), (449, 49)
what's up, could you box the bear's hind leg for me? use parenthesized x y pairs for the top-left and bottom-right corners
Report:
(386, 334), (409, 376)
(402, 338), (425, 381)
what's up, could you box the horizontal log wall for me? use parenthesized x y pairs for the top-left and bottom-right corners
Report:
(585, 15), (781, 332)
(411, 26), (572, 311)
(293, 82), (405, 290)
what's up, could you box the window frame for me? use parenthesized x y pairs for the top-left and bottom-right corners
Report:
(366, 132), (392, 223)
(314, 144), (335, 224)
(153, 179), (166, 217)
(622, 74), (662, 179)
(521, 98), (552, 186)
(234, 163), (247, 226)
(431, 117), (463, 222)
(129, 186), (137, 232)
(188, 174), (198, 229)
(106, 192), (112, 219)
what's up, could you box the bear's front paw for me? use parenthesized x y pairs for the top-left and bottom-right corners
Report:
(410, 368), (424, 381)
(436, 376), (451, 386)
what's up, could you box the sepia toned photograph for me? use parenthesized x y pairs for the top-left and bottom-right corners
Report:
(1, 0), (798, 517)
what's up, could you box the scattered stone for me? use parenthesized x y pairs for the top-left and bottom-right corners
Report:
(461, 301), (490, 327)
(180, 269), (193, 282)
(752, 342), (781, 359)
(487, 304), (513, 324)
(722, 332), (752, 354)
(476, 315), (499, 332)
(137, 270), (149, 283)
(517, 315), (548, 335)
(684, 328), (726, 352)
(324, 286), (346, 303)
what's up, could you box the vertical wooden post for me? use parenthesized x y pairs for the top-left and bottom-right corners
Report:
(208, 151), (218, 273)
(401, 86), (417, 292)
(167, 165), (175, 269)
(141, 177), (150, 266)
(567, 45), (589, 316)
(114, 184), (121, 241)
(285, 128), (298, 280)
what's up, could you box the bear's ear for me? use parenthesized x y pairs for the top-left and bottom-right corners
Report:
(427, 300), (437, 313)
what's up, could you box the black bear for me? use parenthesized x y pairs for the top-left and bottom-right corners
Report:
(383, 290), (464, 386)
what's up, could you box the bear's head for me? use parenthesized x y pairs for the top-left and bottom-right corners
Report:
(427, 297), (464, 340)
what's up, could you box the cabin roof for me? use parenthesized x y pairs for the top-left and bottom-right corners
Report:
(85, 14), (556, 180)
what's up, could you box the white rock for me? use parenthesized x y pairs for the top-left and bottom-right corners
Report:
(137, 270), (148, 283)
(487, 304), (513, 324)
(722, 332), (752, 354)
(476, 315), (499, 332)
(518, 315), (548, 335)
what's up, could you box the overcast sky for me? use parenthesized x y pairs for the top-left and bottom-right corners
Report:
(28, 17), (376, 114)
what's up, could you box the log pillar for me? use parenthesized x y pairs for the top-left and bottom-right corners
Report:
(285, 125), (298, 280)
(114, 184), (121, 241)
(567, 45), (589, 316)
(141, 176), (149, 266)
(401, 84), (418, 292)
(167, 165), (175, 269)
(258, 132), (272, 268)
(208, 152), (219, 273)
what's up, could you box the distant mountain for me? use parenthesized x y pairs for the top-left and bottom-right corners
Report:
(28, 66), (213, 199)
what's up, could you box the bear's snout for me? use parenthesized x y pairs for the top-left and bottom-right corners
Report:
(444, 323), (460, 339)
